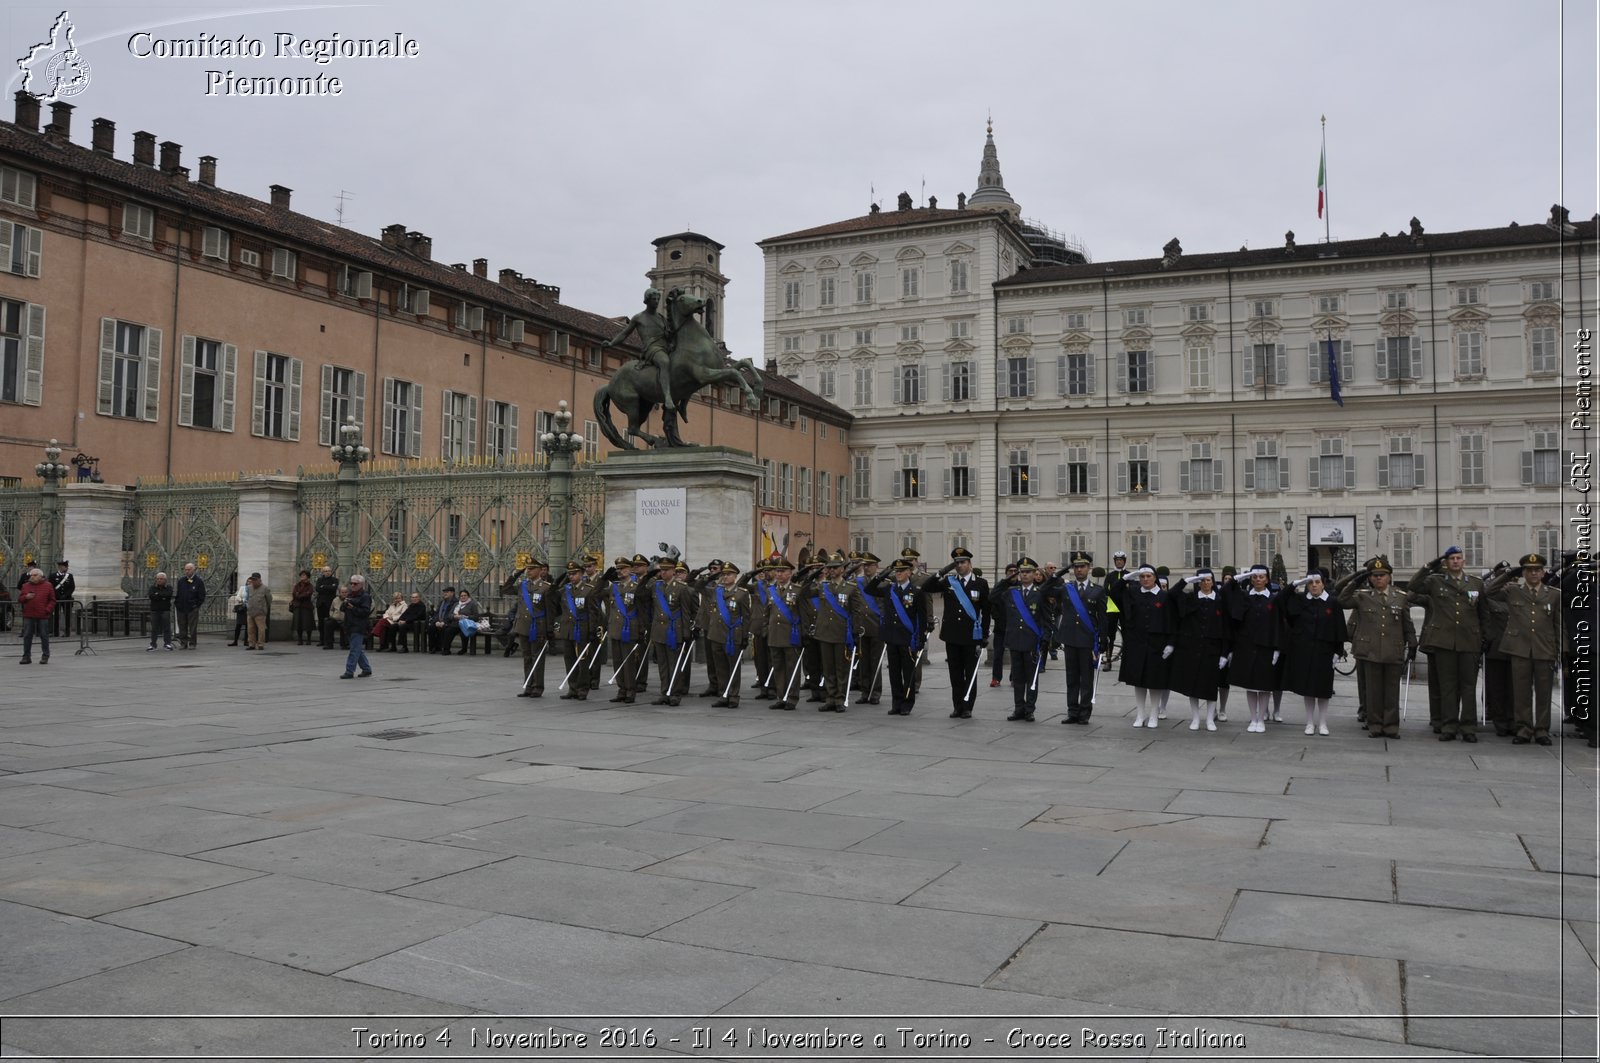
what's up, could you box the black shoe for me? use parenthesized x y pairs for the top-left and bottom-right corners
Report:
(358, 671), (372, 678)
(1512, 735), (1531, 744)
(769, 701), (785, 710)
(1431, 725), (1443, 734)
(1439, 732), (1456, 741)
(1024, 714), (1035, 722)
(956, 710), (971, 719)
(806, 694), (824, 703)
(1007, 713), (1026, 721)
(339, 673), (354, 679)
(517, 691), (539, 698)
(610, 695), (628, 703)
(1368, 731), (1385, 738)
(949, 710), (964, 718)
(1461, 733), (1477, 743)
(711, 699), (730, 708)
(1534, 735), (1553, 746)
(866, 695), (881, 705)
(667, 697), (681, 706)
(560, 692), (577, 700)
(650, 698), (669, 705)
(228, 640), (238, 646)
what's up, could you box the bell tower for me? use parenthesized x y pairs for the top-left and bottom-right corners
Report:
(648, 232), (729, 343)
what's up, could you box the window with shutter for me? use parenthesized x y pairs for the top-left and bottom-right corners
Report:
(1, 300), (43, 406)
(0, 220), (42, 277)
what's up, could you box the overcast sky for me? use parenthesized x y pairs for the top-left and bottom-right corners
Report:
(6, 0), (1596, 361)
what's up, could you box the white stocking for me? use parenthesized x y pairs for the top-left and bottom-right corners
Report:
(1189, 696), (1203, 729)
(1155, 690), (1170, 719)
(1304, 695), (1317, 734)
(1133, 686), (1148, 725)
(1205, 700), (1217, 730)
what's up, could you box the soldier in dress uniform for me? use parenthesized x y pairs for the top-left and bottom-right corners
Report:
(690, 559), (725, 697)
(1486, 553), (1564, 745)
(988, 562), (1020, 686)
(503, 559), (554, 698)
(642, 559), (696, 705)
(580, 551), (608, 686)
(600, 556), (650, 705)
(1337, 556), (1417, 739)
(1281, 570), (1350, 736)
(741, 559), (775, 700)
(898, 547), (933, 695)
(700, 562), (751, 707)
(1222, 564), (1281, 733)
(1408, 545), (1488, 741)
(1168, 569), (1229, 731)
(1041, 551), (1107, 725)
(800, 551), (856, 712)
(1480, 563), (1516, 737)
(849, 552), (886, 705)
(1118, 565), (1175, 728)
(926, 547), (991, 719)
(553, 561), (603, 701)
(798, 562), (826, 702)
(763, 559), (807, 710)
(867, 558), (931, 716)
(1000, 558), (1048, 722)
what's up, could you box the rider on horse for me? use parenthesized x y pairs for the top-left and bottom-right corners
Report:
(602, 287), (676, 414)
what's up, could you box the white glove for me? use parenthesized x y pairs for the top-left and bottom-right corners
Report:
(1292, 576), (1311, 589)
(1332, 654), (1340, 666)
(1161, 645), (1174, 660)
(1272, 650), (1281, 665)
(1218, 656), (1229, 670)
(1098, 653), (1108, 669)
(1123, 571), (1140, 582)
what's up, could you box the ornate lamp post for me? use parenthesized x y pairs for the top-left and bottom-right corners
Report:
(329, 416), (372, 580)
(34, 438), (70, 568)
(539, 400), (584, 575)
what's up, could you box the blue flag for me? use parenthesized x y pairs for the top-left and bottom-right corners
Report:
(1326, 336), (1343, 407)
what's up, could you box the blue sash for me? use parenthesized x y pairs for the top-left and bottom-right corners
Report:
(1064, 582), (1099, 662)
(1011, 586), (1043, 646)
(714, 586), (742, 656)
(948, 575), (982, 640)
(564, 586), (584, 644)
(770, 590), (800, 647)
(888, 581), (920, 650)
(520, 580), (542, 640)
(855, 577), (882, 620)
(820, 583), (855, 649)
(654, 583), (679, 650)
(610, 582), (636, 642)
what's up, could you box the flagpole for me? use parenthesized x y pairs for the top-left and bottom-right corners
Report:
(1320, 115), (1331, 243)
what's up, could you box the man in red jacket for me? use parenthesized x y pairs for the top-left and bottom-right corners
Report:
(18, 567), (56, 665)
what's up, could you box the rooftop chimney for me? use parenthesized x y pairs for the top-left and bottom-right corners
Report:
(197, 155), (216, 186)
(381, 223), (407, 249)
(928, 195), (938, 210)
(132, 131), (156, 167)
(405, 231), (431, 260)
(269, 184), (291, 209)
(158, 140), (182, 175)
(14, 92), (40, 132)
(45, 101), (73, 140)
(472, 257), (487, 278)
(1160, 237), (1183, 269)
(498, 268), (522, 286)
(91, 118), (114, 155)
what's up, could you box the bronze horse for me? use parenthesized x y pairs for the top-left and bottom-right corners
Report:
(593, 291), (764, 450)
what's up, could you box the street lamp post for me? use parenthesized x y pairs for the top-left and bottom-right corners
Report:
(34, 438), (70, 569)
(540, 400), (584, 575)
(329, 416), (372, 581)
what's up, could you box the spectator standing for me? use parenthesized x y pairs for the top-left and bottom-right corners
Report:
(50, 560), (75, 637)
(174, 563), (206, 649)
(339, 574), (374, 678)
(314, 566), (342, 649)
(18, 568), (55, 664)
(244, 573), (272, 650)
(289, 570), (316, 645)
(147, 572), (175, 651)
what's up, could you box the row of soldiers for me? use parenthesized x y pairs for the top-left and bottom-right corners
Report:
(498, 544), (1584, 744)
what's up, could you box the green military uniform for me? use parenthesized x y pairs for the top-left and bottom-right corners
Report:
(689, 562), (724, 696)
(762, 562), (806, 709)
(552, 563), (604, 700)
(1408, 549), (1487, 739)
(802, 552), (856, 712)
(742, 563), (775, 699)
(849, 554), (885, 705)
(1486, 554), (1564, 744)
(503, 565), (554, 698)
(599, 557), (650, 705)
(699, 565), (752, 706)
(1338, 557), (1417, 738)
(644, 562), (696, 705)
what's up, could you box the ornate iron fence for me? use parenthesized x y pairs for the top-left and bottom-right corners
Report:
(0, 486), (51, 581)
(121, 476), (241, 631)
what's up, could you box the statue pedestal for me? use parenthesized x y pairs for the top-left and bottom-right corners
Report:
(594, 447), (761, 566)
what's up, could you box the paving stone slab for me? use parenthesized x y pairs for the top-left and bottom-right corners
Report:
(602, 753), (810, 781)
(959, 778), (1181, 811)
(1396, 863), (1596, 920)
(653, 888), (1041, 985)
(628, 777), (861, 809)
(808, 790), (1048, 830)
(0, 784), (149, 827)
(904, 862), (1236, 939)
(353, 730), (542, 758)
(635, 803), (899, 851)
(193, 828), (506, 891)
(780, 765), (984, 797)
(448, 786), (695, 828)
(469, 763), (584, 784)
(642, 840), (955, 903)
(0, 841), (266, 916)
(1263, 820), (1535, 869)
(257, 795), (527, 840)
(0, 898), (188, 1001)
(0, 946), (467, 1059)
(342, 914), (785, 1016)
(1165, 788), (1391, 825)
(31, 803), (311, 856)
(1099, 842), (1396, 901)
(1404, 959), (1591, 1059)
(1026, 808), (1269, 850)
(99, 874), (490, 975)
(988, 923), (1404, 1042)
(437, 817), (714, 869)
(1221, 891), (1568, 974)
(0, 824), (80, 860)
(395, 855), (746, 934)
(849, 820), (1125, 874)
(1522, 833), (1600, 876)
(526, 768), (685, 793)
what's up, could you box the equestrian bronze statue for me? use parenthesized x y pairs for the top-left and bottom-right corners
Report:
(594, 288), (764, 450)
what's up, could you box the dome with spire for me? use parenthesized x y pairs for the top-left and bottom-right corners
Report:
(966, 117), (1021, 219)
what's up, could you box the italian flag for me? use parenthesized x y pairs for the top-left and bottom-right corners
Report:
(1316, 146), (1327, 219)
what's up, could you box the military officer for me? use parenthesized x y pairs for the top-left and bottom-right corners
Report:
(690, 559), (725, 697)
(988, 561), (1020, 687)
(642, 559), (696, 705)
(553, 561), (603, 700)
(599, 556), (650, 705)
(699, 562), (751, 707)
(1337, 556), (1417, 739)
(1408, 545), (1488, 741)
(800, 551), (856, 712)
(867, 558), (931, 716)
(741, 559), (775, 699)
(1040, 552), (1107, 724)
(849, 552), (886, 705)
(503, 559), (554, 698)
(763, 559), (807, 710)
(1000, 558), (1049, 722)
(1486, 553), (1564, 745)
(926, 547), (991, 718)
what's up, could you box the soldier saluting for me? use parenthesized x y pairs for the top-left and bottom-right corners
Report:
(1408, 545), (1487, 741)
(1485, 553), (1563, 745)
(1336, 557), (1417, 739)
